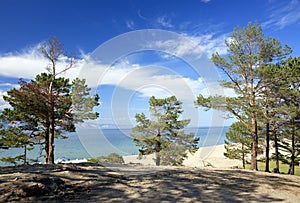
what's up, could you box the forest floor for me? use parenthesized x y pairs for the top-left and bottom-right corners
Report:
(0, 163), (299, 202)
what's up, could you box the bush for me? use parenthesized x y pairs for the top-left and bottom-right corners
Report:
(88, 153), (124, 164)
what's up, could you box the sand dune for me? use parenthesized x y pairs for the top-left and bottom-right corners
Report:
(123, 144), (242, 168)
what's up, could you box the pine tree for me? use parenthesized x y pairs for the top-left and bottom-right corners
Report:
(196, 22), (291, 170)
(71, 78), (100, 123)
(1, 37), (99, 164)
(2, 73), (99, 164)
(0, 126), (34, 165)
(132, 96), (199, 166)
(0, 94), (43, 165)
(224, 122), (252, 169)
(261, 57), (300, 174)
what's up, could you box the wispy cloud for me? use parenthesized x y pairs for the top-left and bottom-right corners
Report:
(263, 0), (300, 30)
(146, 33), (228, 58)
(201, 0), (211, 3)
(156, 15), (173, 28)
(137, 9), (147, 20)
(125, 20), (135, 30)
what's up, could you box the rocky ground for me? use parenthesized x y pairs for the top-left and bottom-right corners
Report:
(0, 163), (299, 202)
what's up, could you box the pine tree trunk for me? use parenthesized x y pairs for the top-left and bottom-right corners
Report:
(45, 122), (50, 163)
(265, 122), (270, 172)
(47, 116), (55, 164)
(288, 120), (295, 175)
(242, 142), (245, 169)
(156, 153), (161, 166)
(250, 116), (258, 170)
(274, 130), (280, 173)
(46, 79), (55, 164)
(23, 145), (27, 165)
(46, 81), (55, 164)
(155, 133), (161, 166)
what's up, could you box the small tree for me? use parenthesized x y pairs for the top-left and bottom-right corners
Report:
(0, 102), (43, 165)
(88, 153), (124, 164)
(0, 126), (33, 165)
(132, 96), (199, 166)
(224, 122), (252, 169)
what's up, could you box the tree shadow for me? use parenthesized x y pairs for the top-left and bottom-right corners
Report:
(0, 163), (299, 202)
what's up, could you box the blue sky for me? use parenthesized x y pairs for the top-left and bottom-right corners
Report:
(0, 0), (300, 129)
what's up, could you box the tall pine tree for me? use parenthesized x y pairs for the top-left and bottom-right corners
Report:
(196, 22), (291, 170)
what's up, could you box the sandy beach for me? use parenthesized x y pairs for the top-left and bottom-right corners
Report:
(123, 144), (242, 168)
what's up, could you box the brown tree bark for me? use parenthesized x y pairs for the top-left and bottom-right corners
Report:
(288, 120), (295, 175)
(155, 133), (161, 166)
(273, 130), (280, 173)
(250, 115), (258, 171)
(47, 118), (55, 164)
(265, 122), (270, 172)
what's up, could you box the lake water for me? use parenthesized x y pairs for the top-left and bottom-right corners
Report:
(0, 126), (229, 165)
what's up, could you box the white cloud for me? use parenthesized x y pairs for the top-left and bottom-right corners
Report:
(201, 0), (211, 3)
(193, 34), (228, 56)
(0, 45), (82, 80)
(0, 89), (9, 111)
(96, 61), (229, 101)
(103, 65), (199, 100)
(0, 83), (19, 89)
(263, 0), (300, 30)
(79, 53), (233, 128)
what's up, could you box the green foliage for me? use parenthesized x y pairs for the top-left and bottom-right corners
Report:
(71, 78), (100, 123)
(0, 105), (40, 165)
(88, 153), (124, 164)
(3, 73), (74, 134)
(277, 124), (300, 167)
(0, 155), (24, 166)
(261, 57), (300, 174)
(132, 96), (199, 166)
(224, 122), (252, 168)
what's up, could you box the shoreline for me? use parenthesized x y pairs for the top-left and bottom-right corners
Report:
(50, 144), (242, 169)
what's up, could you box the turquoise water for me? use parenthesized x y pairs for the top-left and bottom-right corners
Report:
(0, 126), (229, 165)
